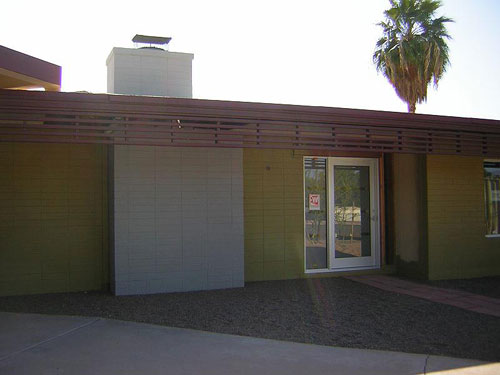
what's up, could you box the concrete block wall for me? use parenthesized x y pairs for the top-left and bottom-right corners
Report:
(243, 149), (304, 281)
(113, 146), (244, 295)
(427, 155), (500, 280)
(0, 143), (108, 296)
(106, 47), (193, 98)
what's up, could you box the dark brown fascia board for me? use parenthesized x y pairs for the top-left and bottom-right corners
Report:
(1, 89), (499, 134)
(0, 46), (61, 87)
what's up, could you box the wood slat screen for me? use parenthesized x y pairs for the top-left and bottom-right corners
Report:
(1, 90), (499, 157)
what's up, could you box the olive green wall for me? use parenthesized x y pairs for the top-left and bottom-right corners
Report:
(0, 143), (108, 296)
(427, 155), (500, 280)
(244, 151), (500, 282)
(243, 149), (304, 281)
(388, 154), (428, 279)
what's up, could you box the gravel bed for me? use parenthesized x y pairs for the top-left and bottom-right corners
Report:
(1, 278), (499, 362)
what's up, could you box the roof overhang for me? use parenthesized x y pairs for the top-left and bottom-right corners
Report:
(0, 89), (499, 157)
(0, 45), (61, 91)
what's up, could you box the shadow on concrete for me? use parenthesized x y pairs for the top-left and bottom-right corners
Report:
(1, 312), (497, 375)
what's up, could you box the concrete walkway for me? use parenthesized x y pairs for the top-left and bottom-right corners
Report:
(345, 275), (500, 318)
(0, 312), (498, 375)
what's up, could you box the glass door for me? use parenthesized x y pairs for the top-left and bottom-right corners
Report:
(304, 158), (328, 270)
(329, 158), (379, 269)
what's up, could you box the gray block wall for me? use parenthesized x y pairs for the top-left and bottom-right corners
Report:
(106, 47), (193, 98)
(112, 146), (244, 295)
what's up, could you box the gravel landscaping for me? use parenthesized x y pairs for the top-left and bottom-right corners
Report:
(1, 277), (499, 362)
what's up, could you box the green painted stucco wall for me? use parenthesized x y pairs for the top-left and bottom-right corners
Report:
(243, 149), (304, 281)
(427, 155), (500, 280)
(0, 143), (108, 296)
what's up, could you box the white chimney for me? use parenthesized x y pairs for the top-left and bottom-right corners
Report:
(106, 35), (193, 98)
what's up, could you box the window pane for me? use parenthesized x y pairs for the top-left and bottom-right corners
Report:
(484, 161), (500, 235)
(334, 166), (371, 258)
(304, 158), (327, 269)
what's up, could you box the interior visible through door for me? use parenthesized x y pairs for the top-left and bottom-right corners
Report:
(304, 157), (380, 272)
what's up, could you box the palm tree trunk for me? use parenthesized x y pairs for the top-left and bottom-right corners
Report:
(408, 102), (416, 113)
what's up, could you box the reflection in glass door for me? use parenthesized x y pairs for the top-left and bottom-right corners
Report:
(304, 158), (328, 269)
(304, 157), (379, 272)
(330, 158), (379, 269)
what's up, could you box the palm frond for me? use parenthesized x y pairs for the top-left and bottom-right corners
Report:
(373, 0), (453, 112)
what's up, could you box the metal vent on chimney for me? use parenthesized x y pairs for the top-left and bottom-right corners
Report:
(132, 34), (172, 50)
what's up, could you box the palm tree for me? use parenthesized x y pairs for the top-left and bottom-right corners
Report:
(373, 0), (453, 113)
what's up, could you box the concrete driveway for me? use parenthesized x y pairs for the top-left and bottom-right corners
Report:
(0, 312), (497, 375)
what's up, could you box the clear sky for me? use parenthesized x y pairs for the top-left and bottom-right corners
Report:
(1, 0), (499, 120)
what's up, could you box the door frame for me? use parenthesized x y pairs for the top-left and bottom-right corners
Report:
(327, 157), (380, 270)
(303, 156), (381, 273)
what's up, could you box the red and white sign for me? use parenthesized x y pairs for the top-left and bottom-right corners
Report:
(309, 194), (320, 211)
